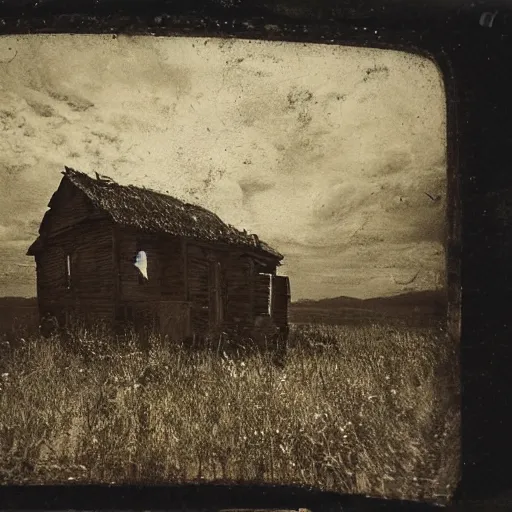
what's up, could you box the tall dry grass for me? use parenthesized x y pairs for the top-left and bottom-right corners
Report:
(0, 322), (459, 504)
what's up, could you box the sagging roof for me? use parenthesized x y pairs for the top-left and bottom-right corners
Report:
(27, 167), (283, 260)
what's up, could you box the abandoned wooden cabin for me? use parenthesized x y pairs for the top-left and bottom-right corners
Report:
(26, 167), (291, 343)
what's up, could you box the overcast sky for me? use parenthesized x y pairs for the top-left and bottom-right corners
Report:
(0, 35), (446, 300)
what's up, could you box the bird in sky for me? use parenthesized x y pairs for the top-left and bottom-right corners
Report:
(424, 192), (441, 202)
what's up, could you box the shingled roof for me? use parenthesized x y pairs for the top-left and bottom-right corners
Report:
(28, 167), (283, 260)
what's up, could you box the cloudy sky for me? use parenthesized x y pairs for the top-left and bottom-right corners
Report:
(0, 35), (446, 300)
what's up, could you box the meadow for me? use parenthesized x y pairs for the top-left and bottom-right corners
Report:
(0, 321), (459, 504)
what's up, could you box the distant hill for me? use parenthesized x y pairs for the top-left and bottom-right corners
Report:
(290, 290), (447, 326)
(0, 291), (447, 331)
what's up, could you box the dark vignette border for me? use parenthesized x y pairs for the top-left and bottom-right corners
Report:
(0, 0), (511, 510)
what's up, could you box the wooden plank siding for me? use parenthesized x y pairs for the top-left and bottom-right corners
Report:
(187, 243), (211, 336)
(208, 260), (223, 327)
(36, 219), (115, 325)
(112, 224), (121, 315)
(159, 301), (192, 339)
(43, 180), (101, 236)
(115, 229), (190, 338)
(186, 243), (256, 337)
(254, 273), (272, 316)
(117, 229), (185, 302)
(224, 254), (253, 331)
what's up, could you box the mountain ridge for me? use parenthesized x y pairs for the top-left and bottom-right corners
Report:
(290, 289), (447, 325)
(292, 289), (446, 308)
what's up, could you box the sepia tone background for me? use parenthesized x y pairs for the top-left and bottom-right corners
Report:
(0, 35), (458, 502)
(0, 35), (446, 300)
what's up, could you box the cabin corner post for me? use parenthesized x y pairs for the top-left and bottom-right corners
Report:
(182, 238), (192, 339)
(182, 238), (188, 302)
(249, 258), (255, 327)
(35, 254), (43, 325)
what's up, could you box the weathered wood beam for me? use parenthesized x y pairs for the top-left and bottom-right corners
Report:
(112, 224), (121, 319)
(182, 237), (188, 302)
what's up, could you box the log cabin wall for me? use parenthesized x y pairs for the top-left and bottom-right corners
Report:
(223, 252), (253, 332)
(43, 178), (95, 234)
(117, 229), (185, 302)
(116, 229), (186, 334)
(254, 273), (272, 316)
(35, 217), (288, 338)
(36, 219), (115, 326)
(186, 243), (256, 337)
(186, 243), (214, 336)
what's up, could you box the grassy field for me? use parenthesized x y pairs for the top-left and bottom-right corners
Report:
(0, 322), (459, 504)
